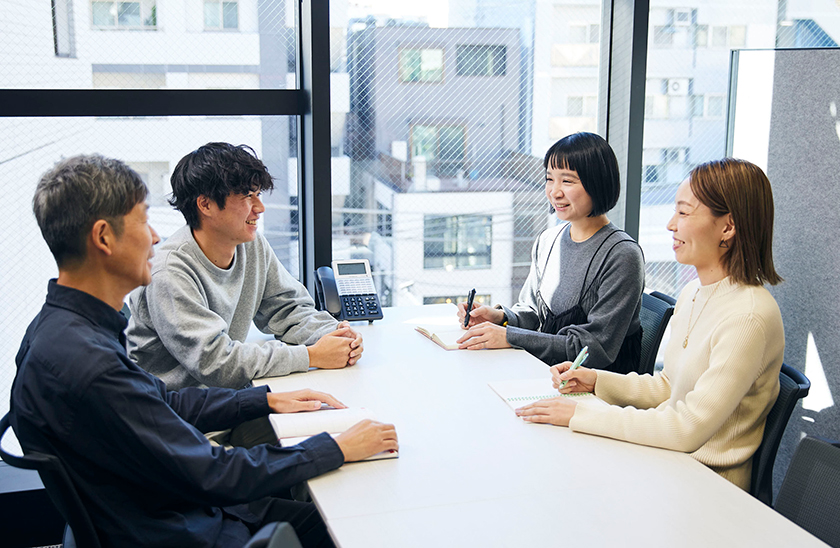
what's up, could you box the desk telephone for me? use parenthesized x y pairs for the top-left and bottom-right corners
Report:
(315, 259), (383, 322)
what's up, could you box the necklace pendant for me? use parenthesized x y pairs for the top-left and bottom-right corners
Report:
(682, 337), (688, 348)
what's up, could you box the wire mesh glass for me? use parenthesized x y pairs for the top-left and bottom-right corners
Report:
(329, 0), (604, 308)
(0, 0), (298, 418)
(639, 0), (840, 299)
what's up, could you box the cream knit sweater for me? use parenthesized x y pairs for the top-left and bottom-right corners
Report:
(569, 277), (784, 490)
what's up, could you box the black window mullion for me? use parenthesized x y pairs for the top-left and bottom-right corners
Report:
(0, 89), (304, 117)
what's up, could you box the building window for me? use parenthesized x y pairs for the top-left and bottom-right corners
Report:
(670, 8), (692, 26)
(568, 24), (599, 44)
(410, 124), (466, 177)
(709, 26), (746, 48)
(424, 215), (492, 270)
(456, 45), (506, 77)
(653, 26), (674, 46)
(567, 96), (596, 117)
(51, 0), (75, 57)
(204, 0), (238, 30)
(399, 48), (444, 83)
(661, 147), (688, 164)
(645, 94), (670, 119)
(92, 71), (165, 88)
(690, 94), (725, 118)
(711, 26), (728, 47)
(729, 26), (747, 48)
(690, 94), (704, 117)
(91, 1), (156, 29)
(643, 165), (665, 184)
(376, 202), (392, 238)
(707, 95), (725, 117)
(694, 25), (709, 47)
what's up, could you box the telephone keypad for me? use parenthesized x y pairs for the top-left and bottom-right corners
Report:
(340, 294), (380, 318)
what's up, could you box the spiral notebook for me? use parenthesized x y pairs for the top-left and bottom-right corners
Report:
(488, 378), (606, 412)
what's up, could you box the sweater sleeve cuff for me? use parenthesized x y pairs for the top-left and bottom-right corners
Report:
(568, 400), (602, 433)
(238, 385), (272, 421)
(288, 344), (313, 373)
(297, 432), (345, 474)
(593, 370), (624, 400)
(568, 397), (618, 437)
(504, 326), (530, 350)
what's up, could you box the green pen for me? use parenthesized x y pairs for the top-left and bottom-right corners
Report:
(559, 346), (589, 389)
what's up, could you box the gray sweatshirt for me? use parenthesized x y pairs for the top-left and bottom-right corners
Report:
(500, 222), (644, 369)
(127, 225), (338, 390)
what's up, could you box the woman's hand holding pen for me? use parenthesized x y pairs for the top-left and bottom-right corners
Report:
(456, 303), (504, 328)
(550, 362), (597, 394)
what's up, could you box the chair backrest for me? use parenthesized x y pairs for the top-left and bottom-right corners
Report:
(0, 413), (101, 548)
(649, 291), (676, 307)
(243, 521), (304, 548)
(638, 292), (675, 375)
(750, 364), (811, 506)
(774, 436), (840, 547)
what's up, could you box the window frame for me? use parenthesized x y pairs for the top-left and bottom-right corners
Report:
(455, 44), (507, 77)
(398, 47), (445, 83)
(423, 214), (493, 270)
(91, 0), (157, 30)
(204, 0), (239, 31)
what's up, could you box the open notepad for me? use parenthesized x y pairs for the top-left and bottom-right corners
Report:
(414, 315), (465, 350)
(488, 378), (607, 412)
(269, 407), (398, 461)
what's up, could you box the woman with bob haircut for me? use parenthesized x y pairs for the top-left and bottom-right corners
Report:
(516, 158), (784, 491)
(457, 132), (645, 374)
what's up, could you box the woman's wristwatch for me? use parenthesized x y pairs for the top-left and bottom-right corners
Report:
(495, 305), (508, 327)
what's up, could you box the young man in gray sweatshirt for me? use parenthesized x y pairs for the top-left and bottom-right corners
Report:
(127, 143), (361, 444)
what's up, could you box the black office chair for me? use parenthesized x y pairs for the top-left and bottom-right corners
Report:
(774, 436), (840, 547)
(638, 292), (675, 375)
(749, 364), (811, 506)
(1, 412), (303, 548)
(650, 290), (676, 307)
(244, 521), (304, 548)
(0, 412), (100, 548)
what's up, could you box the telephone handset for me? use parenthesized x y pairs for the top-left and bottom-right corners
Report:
(314, 259), (383, 322)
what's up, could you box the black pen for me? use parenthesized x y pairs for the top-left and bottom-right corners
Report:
(464, 288), (476, 327)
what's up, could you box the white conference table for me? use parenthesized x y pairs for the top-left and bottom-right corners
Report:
(254, 304), (826, 548)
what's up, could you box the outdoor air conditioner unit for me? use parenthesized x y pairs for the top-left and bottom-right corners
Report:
(666, 78), (689, 96)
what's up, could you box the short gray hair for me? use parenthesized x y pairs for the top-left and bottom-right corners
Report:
(33, 154), (148, 267)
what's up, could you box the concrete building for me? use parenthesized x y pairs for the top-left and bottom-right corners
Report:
(341, 22), (547, 306)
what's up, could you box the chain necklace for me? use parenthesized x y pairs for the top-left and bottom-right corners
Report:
(682, 282), (723, 348)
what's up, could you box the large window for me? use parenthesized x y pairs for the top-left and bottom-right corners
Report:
(0, 0), (298, 422)
(398, 48), (444, 83)
(424, 215), (492, 270)
(455, 45), (506, 76)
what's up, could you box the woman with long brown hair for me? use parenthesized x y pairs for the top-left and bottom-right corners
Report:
(516, 158), (784, 491)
